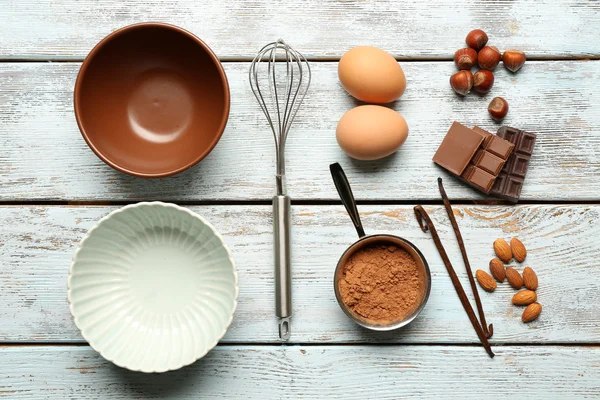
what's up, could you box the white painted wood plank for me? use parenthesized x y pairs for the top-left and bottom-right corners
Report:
(2, 61), (600, 201)
(1, 205), (599, 343)
(1, 345), (598, 398)
(1, 1), (600, 59)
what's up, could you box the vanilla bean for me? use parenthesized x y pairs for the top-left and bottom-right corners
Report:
(414, 205), (494, 358)
(437, 178), (493, 338)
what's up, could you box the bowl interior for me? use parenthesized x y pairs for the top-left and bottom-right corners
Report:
(334, 234), (431, 331)
(75, 24), (229, 177)
(68, 203), (238, 373)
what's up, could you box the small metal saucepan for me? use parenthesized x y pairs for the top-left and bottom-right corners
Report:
(330, 163), (431, 331)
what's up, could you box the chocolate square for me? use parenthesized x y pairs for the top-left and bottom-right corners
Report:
(433, 122), (484, 175)
(497, 126), (520, 144)
(516, 131), (536, 156)
(462, 165), (495, 192)
(485, 135), (515, 159)
(505, 176), (524, 199)
(492, 172), (508, 193)
(507, 153), (530, 178)
(476, 151), (505, 175)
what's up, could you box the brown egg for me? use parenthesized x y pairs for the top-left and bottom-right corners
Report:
(338, 46), (406, 103)
(336, 105), (408, 160)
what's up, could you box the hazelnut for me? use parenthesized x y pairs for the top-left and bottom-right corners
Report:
(503, 50), (526, 72)
(488, 97), (509, 121)
(478, 46), (501, 70)
(450, 70), (474, 96)
(473, 70), (494, 94)
(466, 29), (488, 51)
(454, 48), (478, 70)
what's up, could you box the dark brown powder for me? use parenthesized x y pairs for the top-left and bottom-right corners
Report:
(338, 244), (423, 324)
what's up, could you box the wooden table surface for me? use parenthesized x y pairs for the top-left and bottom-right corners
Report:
(1, 1), (600, 398)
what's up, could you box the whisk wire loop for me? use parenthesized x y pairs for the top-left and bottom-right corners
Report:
(249, 40), (311, 193)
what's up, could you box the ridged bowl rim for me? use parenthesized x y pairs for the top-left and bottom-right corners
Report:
(67, 201), (239, 373)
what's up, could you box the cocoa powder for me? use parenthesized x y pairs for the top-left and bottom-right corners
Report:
(338, 243), (424, 324)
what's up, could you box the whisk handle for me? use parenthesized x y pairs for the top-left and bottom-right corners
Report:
(273, 195), (292, 339)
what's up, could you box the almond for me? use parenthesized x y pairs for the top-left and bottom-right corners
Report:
(489, 258), (505, 282)
(512, 290), (537, 306)
(493, 238), (512, 263)
(522, 266), (538, 290)
(475, 270), (497, 292)
(522, 303), (542, 323)
(505, 267), (523, 289)
(510, 238), (527, 262)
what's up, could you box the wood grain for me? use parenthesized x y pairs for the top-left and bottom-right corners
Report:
(1, 1), (600, 59)
(2, 205), (599, 343)
(1, 61), (600, 201)
(2, 2), (599, 395)
(1, 345), (599, 398)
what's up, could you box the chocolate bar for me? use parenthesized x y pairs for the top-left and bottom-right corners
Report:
(490, 127), (537, 202)
(433, 122), (515, 194)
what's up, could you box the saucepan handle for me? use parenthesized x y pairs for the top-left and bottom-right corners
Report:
(330, 163), (366, 238)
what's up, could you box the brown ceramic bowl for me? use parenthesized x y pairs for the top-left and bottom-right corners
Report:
(74, 23), (230, 177)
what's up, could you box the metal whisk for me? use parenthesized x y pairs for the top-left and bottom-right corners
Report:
(249, 40), (311, 341)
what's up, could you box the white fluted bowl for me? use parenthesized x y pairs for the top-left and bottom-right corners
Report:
(68, 202), (238, 373)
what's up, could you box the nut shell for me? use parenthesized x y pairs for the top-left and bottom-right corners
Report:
(473, 70), (494, 94)
(510, 238), (527, 262)
(503, 50), (526, 73)
(488, 97), (509, 122)
(476, 270), (497, 292)
(466, 29), (488, 51)
(454, 48), (478, 70)
(493, 238), (512, 263)
(450, 70), (474, 96)
(478, 46), (501, 70)
(506, 267), (524, 289)
(512, 290), (537, 306)
(523, 266), (538, 290)
(489, 258), (506, 282)
(522, 303), (542, 323)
